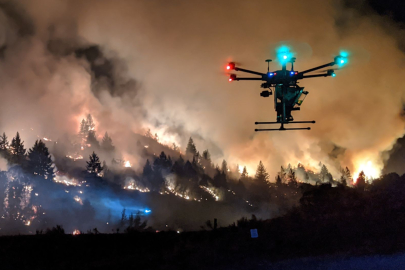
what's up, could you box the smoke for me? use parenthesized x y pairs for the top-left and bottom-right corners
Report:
(0, 0), (404, 179)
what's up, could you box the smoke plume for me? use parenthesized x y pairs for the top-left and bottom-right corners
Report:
(0, 0), (404, 179)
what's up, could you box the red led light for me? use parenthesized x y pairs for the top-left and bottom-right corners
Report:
(274, 72), (277, 76)
(229, 78), (233, 82)
(295, 72), (298, 75)
(226, 62), (235, 70)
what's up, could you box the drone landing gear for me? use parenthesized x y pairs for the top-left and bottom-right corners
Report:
(254, 121), (315, 131)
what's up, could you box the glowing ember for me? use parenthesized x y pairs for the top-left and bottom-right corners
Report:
(73, 229), (81, 235)
(124, 161), (131, 168)
(74, 196), (83, 205)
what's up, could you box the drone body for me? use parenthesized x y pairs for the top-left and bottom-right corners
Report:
(227, 50), (347, 131)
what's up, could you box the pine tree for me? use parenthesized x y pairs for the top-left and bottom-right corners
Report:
(320, 164), (329, 182)
(221, 160), (228, 174)
(143, 159), (153, 178)
(0, 132), (8, 150)
(241, 166), (248, 178)
(355, 171), (366, 190)
(202, 150), (211, 162)
(275, 175), (282, 186)
(172, 143), (179, 151)
(101, 132), (114, 152)
(186, 137), (197, 157)
(339, 175), (347, 187)
(287, 169), (298, 187)
(86, 152), (103, 174)
(86, 114), (95, 131)
(255, 161), (269, 183)
(0, 132), (9, 158)
(10, 132), (26, 165)
(79, 119), (88, 139)
(145, 129), (153, 138)
(86, 130), (100, 149)
(345, 167), (352, 184)
(27, 140), (54, 179)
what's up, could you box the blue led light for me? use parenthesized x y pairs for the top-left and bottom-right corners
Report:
(290, 71), (294, 75)
(144, 209), (151, 213)
(268, 72), (274, 76)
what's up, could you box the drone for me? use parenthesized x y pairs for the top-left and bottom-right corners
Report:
(227, 48), (348, 131)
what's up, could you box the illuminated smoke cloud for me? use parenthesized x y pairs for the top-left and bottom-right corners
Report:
(0, 0), (404, 180)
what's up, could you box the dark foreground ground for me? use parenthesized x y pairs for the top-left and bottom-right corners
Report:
(1, 227), (405, 270)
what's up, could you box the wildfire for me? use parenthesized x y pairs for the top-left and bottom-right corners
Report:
(124, 184), (150, 193)
(124, 161), (131, 168)
(353, 160), (380, 183)
(54, 175), (80, 186)
(73, 229), (81, 235)
(200, 185), (220, 201)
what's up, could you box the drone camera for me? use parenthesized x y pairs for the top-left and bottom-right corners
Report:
(260, 90), (272, 97)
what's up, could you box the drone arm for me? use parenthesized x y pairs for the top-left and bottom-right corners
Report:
(235, 67), (266, 76)
(301, 73), (331, 79)
(235, 77), (264, 81)
(299, 62), (335, 75)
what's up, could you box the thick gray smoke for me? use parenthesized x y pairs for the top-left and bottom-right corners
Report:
(0, 1), (405, 179)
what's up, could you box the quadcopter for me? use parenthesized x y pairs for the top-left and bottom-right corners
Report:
(226, 48), (348, 131)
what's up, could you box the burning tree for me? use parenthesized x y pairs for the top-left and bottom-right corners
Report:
(27, 140), (54, 180)
(86, 152), (103, 174)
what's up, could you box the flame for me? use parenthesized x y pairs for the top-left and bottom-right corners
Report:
(353, 160), (380, 183)
(124, 161), (131, 168)
(73, 229), (81, 235)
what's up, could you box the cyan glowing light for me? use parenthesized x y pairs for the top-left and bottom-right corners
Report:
(276, 45), (294, 64)
(335, 51), (349, 67)
(332, 73), (336, 77)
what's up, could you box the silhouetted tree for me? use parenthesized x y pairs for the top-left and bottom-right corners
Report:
(186, 137), (197, 157)
(241, 166), (248, 178)
(145, 128), (153, 138)
(86, 152), (103, 174)
(255, 161), (269, 184)
(86, 130), (99, 149)
(339, 175), (347, 187)
(356, 171), (366, 190)
(202, 149), (211, 162)
(221, 160), (228, 174)
(275, 175), (282, 186)
(101, 132), (114, 152)
(287, 169), (298, 188)
(345, 167), (353, 184)
(0, 132), (9, 158)
(86, 114), (95, 131)
(143, 159), (153, 176)
(27, 140), (54, 180)
(10, 132), (26, 165)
